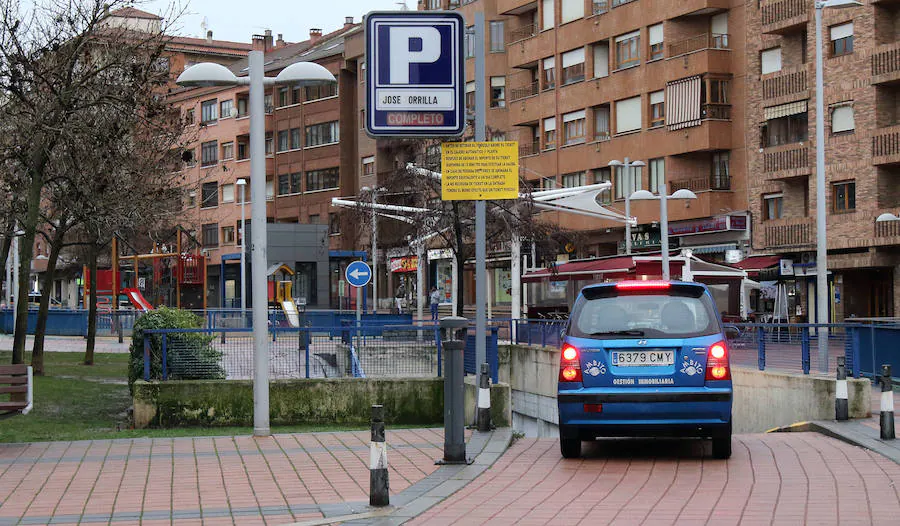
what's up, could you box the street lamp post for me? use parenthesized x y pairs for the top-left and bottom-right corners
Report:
(177, 58), (336, 436)
(236, 178), (247, 315)
(630, 187), (698, 280)
(361, 186), (383, 314)
(813, 0), (862, 372)
(608, 158), (646, 255)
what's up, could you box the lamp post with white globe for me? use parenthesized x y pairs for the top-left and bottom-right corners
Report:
(629, 187), (698, 280)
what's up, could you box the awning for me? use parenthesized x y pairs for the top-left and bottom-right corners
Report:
(732, 255), (781, 273)
(522, 255), (635, 283)
(764, 100), (807, 120)
(666, 76), (702, 131)
(685, 243), (738, 255)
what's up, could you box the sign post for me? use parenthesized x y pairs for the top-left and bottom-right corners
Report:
(346, 261), (372, 347)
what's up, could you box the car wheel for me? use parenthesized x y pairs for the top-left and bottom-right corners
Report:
(560, 437), (581, 458)
(712, 436), (732, 459)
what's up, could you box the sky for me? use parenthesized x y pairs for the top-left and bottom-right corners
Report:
(144, 0), (409, 43)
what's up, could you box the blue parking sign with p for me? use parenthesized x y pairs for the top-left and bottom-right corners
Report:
(366, 11), (465, 137)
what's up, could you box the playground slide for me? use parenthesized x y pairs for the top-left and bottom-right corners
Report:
(281, 299), (300, 328)
(122, 288), (154, 312)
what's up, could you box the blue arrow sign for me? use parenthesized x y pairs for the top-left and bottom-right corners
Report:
(345, 261), (372, 288)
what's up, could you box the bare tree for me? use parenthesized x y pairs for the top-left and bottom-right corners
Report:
(0, 0), (186, 367)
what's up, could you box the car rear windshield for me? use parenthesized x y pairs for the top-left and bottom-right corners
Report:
(568, 287), (721, 339)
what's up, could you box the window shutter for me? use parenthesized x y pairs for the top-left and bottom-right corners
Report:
(832, 105), (855, 133)
(648, 24), (663, 46)
(615, 30), (640, 44)
(711, 13), (728, 35)
(491, 76), (506, 87)
(222, 184), (234, 203)
(665, 76), (702, 130)
(562, 48), (585, 68)
(830, 23), (853, 41)
(761, 48), (782, 74)
(561, 0), (584, 24)
(593, 42), (609, 78)
(466, 82), (475, 94)
(563, 110), (586, 122)
(543, 56), (555, 70)
(650, 90), (664, 105)
(544, 116), (556, 132)
(615, 96), (642, 133)
(542, 0), (554, 30)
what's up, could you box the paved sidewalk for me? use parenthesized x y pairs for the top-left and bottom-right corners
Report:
(0, 428), (457, 525)
(0, 335), (128, 354)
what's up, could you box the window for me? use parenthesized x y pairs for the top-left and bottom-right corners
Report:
(237, 142), (248, 160)
(292, 86), (302, 105)
(277, 130), (289, 152)
(201, 182), (218, 208)
(291, 172), (301, 194)
(593, 168), (612, 204)
(764, 193), (783, 220)
(290, 128), (301, 149)
(831, 104), (855, 134)
(649, 90), (664, 127)
(266, 179), (274, 200)
(542, 56), (555, 90)
(362, 156), (375, 176)
(236, 181), (249, 203)
(561, 48), (585, 84)
(309, 214), (320, 224)
(329, 213), (340, 235)
(221, 142), (234, 161)
(832, 181), (855, 212)
(593, 0), (608, 15)
(465, 25), (475, 58)
(563, 110), (586, 145)
(200, 99), (217, 123)
(237, 97), (248, 117)
(543, 117), (557, 150)
(761, 103), (808, 147)
(185, 108), (195, 125)
(220, 99), (233, 119)
(201, 140), (218, 166)
(830, 22), (853, 57)
(305, 121), (339, 147)
(360, 109), (366, 130)
(222, 226), (235, 245)
(184, 148), (197, 167)
(427, 0), (440, 9)
(648, 158), (664, 194)
(593, 41), (609, 78)
(761, 47), (782, 74)
(711, 151), (730, 189)
(202, 223), (218, 247)
(561, 0), (584, 24)
(711, 13), (728, 48)
(222, 183), (235, 203)
(709, 79), (729, 104)
(615, 96), (642, 134)
(542, 0), (554, 30)
(593, 104), (610, 140)
(187, 190), (196, 208)
(305, 83), (337, 101)
(614, 164), (642, 199)
(541, 176), (558, 190)
(615, 31), (640, 69)
(648, 24), (664, 61)
(466, 81), (475, 109)
(279, 87), (289, 107)
(490, 77), (506, 108)
(265, 133), (273, 154)
(278, 174), (290, 196)
(490, 21), (505, 52)
(562, 171), (586, 188)
(306, 167), (340, 191)
(264, 93), (273, 112)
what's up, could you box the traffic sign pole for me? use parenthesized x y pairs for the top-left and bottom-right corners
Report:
(474, 12), (486, 378)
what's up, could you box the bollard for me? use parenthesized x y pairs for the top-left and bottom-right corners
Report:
(439, 316), (468, 464)
(881, 365), (895, 440)
(369, 405), (389, 506)
(835, 356), (848, 421)
(477, 362), (492, 432)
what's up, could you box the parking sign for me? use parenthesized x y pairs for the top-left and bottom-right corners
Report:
(365, 11), (465, 137)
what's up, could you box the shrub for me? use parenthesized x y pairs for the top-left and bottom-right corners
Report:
(128, 307), (224, 390)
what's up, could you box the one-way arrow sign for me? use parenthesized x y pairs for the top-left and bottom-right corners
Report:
(345, 261), (372, 288)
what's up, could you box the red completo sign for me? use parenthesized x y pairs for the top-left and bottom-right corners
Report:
(386, 113), (446, 126)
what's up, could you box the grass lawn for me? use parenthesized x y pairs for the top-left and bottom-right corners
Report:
(0, 351), (376, 443)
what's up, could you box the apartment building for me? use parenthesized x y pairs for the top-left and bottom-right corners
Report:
(748, 0), (900, 319)
(168, 22), (365, 309)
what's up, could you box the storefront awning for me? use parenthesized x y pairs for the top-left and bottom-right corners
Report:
(732, 255), (781, 273)
(522, 255), (635, 283)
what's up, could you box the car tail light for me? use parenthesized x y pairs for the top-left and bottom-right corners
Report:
(583, 403), (603, 413)
(705, 340), (731, 381)
(559, 344), (582, 383)
(615, 280), (671, 291)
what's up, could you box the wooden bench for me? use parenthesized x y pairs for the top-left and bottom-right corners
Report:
(0, 364), (32, 419)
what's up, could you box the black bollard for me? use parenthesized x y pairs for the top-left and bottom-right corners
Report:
(477, 362), (492, 432)
(881, 365), (895, 440)
(836, 356), (848, 421)
(369, 404), (389, 506)
(439, 316), (467, 464)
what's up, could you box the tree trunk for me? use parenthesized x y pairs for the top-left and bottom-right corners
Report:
(12, 172), (43, 365)
(31, 224), (67, 375)
(85, 243), (98, 366)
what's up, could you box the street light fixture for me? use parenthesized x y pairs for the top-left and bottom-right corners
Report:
(177, 56), (336, 437)
(235, 178), (247, 315)
(813, 0), (862, 372)
(608, 158), (646, 255)
(876, 213), (900, 223)
(629, 187), (698, 280)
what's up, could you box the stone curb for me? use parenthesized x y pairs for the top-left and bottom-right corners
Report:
(771, 419), (900, 464)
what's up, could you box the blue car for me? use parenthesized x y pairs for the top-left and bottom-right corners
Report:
(557, 280), (735, 459)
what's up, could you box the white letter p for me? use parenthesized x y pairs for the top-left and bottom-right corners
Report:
(389, 27), (441, 84)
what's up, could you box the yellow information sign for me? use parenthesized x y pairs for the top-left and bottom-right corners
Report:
(441, 141), (519, 201)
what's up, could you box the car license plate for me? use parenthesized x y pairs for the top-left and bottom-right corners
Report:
(611, 351), (674, 366)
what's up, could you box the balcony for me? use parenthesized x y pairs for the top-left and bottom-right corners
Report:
(873, 124), (900, 164)
(497, 0), (537, 15)
(507, 23), (536, 45)
(762, 66), (809, 101)
(763, 144), (810, 176)
(701, 103), (731, 120)
(667, 33), (730, 58)
(875, 217), (900, 238)
(669, 174), (732, 193)
(519, 140), (540, 157)
(764, 218), (815, 248)
(509, 79), (539, 102)
(871, 42), (900, 84)
(761, 0), (808, 35)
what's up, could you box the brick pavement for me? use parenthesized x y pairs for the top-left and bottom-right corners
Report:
(410, 433), (900, 526)
(0, 428), (450, 525)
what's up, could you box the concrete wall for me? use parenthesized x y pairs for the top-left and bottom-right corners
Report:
(498, 345), (871, 438)
(133, 377), (511, 429)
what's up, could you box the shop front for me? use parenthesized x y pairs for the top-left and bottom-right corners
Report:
(390, 255), (419, 313)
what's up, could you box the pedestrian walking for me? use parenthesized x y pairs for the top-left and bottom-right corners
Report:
(430, 286), (441, 321)
(395, 283), (405, 314)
